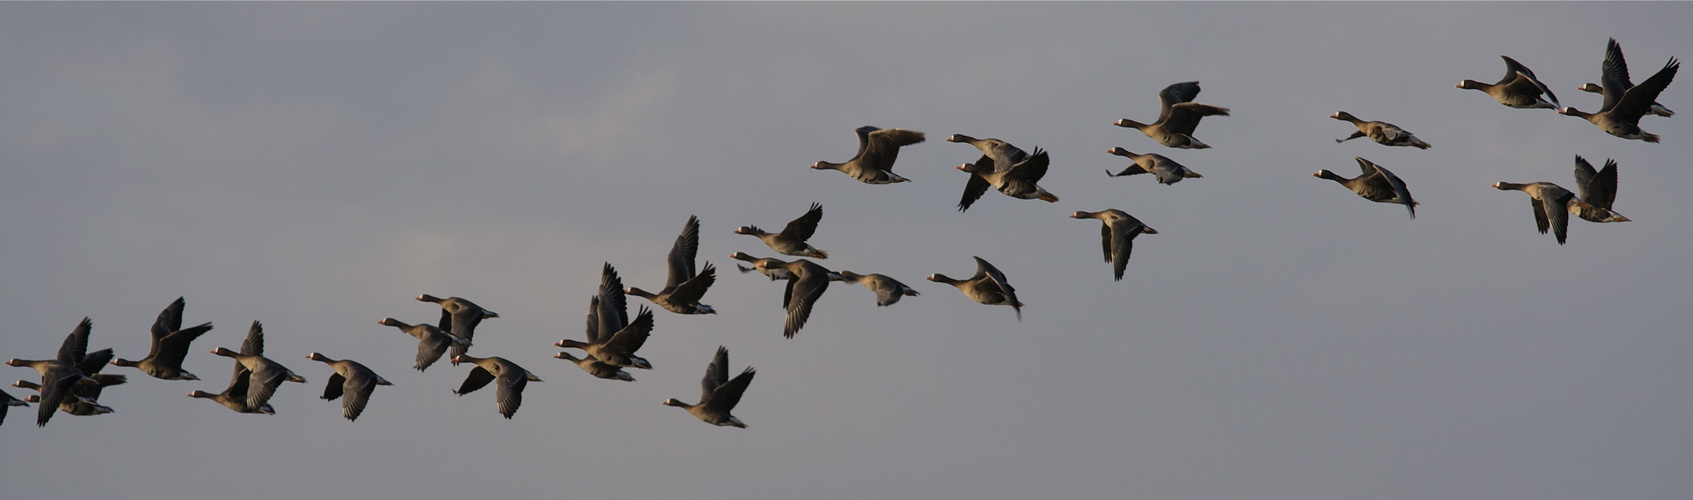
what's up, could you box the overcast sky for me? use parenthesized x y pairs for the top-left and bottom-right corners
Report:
(3, 3), (1691, 499)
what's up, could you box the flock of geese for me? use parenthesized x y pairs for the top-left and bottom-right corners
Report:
(2, 38), (1678, 429)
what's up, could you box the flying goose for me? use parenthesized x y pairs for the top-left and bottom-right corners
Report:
(5, 317), (102, 426)
(1458, 55), (1560, 109)
(377, 318), (470, 372)
(1571, 156), (1630, 223)
(831, 271), (920, 306)
(1330, 112), (1431, 149)
(1106, 147), (1202, 185)
(954, 143), (1057, 211)
(209, 321), (306, 411)
(663, 346), (755, 428)
(1113, 81), (1230, 149)
(1492, 181), (1593, 245)
(1069, 210), (1158, 281)
(756, 258), (838, 338)
(629, 216), (718, 314)
(415, 294), (498, 363)
(111, 297), (213, 380)
(734, 204), (829, 259)
(451, 355), (542, 419)
(1575, 38), (1675, 117)
(1313, 157), (1419, 219)
(810, 126), (925, 184)
(1561, 57), (1678, 142)
(926, 256), (1023, 320)
(306, 353), (391, 421)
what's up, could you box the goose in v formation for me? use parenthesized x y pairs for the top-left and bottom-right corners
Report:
(1069, 209), (1158, 281)
(1313, 157), (1418, 219)
(1458, 55), (1561, 109)
(1113, 81), (1230, 149)
(663, 346), (755, 428)
(629, 215), (717, 315)
(1574, 38), (1675, 118)
(415, 294), (498, 364)
(927, 256), (1023, 321)
(810, 125), (925, 184)
(1330, 111), (1431, 149)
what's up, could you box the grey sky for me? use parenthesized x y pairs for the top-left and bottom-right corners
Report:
(2, 3), (1690, 499)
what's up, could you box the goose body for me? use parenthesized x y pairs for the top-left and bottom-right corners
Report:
(730, 252), (794, 281)
(189, 325), (275, 414)
(1313, 157), (1418, 219)
(735, 203), (829, 259)
(1069, 210), (1158, 281)
(451, 355), (541, 419)
(416, 294), (498, 362)
(378, 318), (470, 372)
(209, 321), (306, 411)
(756, 258), (838, 338)
(954, 142), (1057, 211)
(1492, 181), (1592, 245)
(926, 256), (1023, 320)
(306, 353), (391, 421)
(556, 263), (653, 369)
(629, 216), (717, 314)
(810, 126), (925, 184)
(1330, 112), (1431, 149)
(1106, 147), (1202, 185)
(664, 346), (755, 428)
(831, 271), (919, 306)
(1458, 55), (1560, 109)
(111, 297), (212, 381)
(1113, 81), (1229, 149)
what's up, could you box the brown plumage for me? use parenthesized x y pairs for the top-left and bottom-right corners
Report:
(1113, 81), (1229, 149)
(1330, 112), (1431, 149)
(1069, 210), (1158, 281)
(1457, 55), (1560, 109)
(1313, 157), (1418, 219)
(810, 126), (925, 184)
(926, 256), (1023, 320)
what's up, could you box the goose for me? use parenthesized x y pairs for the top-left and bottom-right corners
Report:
(306, 353), (391, 421)
(5, 317), (101, 426)
(831, 271), (920, 306)
(755, 258), (838, 338)
(111, 297), (213, 380)
(1113, 81), (1230, 149)
(1069, 210), (1158, 281)
(1106, 147), (1202, 185)
(729, 252), (793, 281)
(1561, 57), (1678, 142)
(1330, 112), (1431, 149)
(1458, 55), (1561, 109)
(14, 375), (123, 416)
(209, 321), (306, 411)
(810, 126), (925, 184)
(556, 263), (653, 369)
(734, 203), (829, 258)
(947, 134), (1028, 169)
(555, 306), (655, 370)
(451, 355), (542, 419)
(663, 346), (755, 428)
(629, 216), (717, 314)
(954, 146), (1057, 212)
(553, 291), (634, 381)
(926, 256), (1023, 320)
(415, 294), (498, 363)
(1313, 157), (1418, 219)
(1575, 38), (1675, 117)
(1571, 156), (1631, 223)
(189, 324), (275, 414)
(377, 318), (470, 372)
(1, 389), (26, 426)
(1492, 181), (1593, 245)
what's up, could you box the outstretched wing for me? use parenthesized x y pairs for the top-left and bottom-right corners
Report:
(957, 158), (993, 212)
(777, 203), (823, 242)
(664, 216), (701, 289)
(1155, 81), (1202, 123)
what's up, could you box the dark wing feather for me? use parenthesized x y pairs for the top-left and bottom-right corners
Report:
(1099, 223), (1113, 263)
(972, 257), (1021, 320)
(855, 127), (925, 173)
(225, 362), (254, 401)
(241, 321), (265, 357)
(1111, 222), (1137, 281)
(665, 217), (701, 290)
(665, 262), (716, 305)
(1155, 81), (1202, 122)
(455, 365), (495, 396)
(344, 373), (375, 420)
(701, 346), (730, 404)
(783, 264), (829, 338)
(602, 306), (654, 358)
(1587, 159), (1619, 210)
(58, 317), (92, 365)
(35, 367), (82, 426)
(584, 295), (602, 344)
(154, 323), (213, 372)
(777, 203), (823, 242)
(322, 372), (346, 401)
(1502, 55), (1559, 107)
(1004, 148), (1050, 182)
(414, 331), (450, 371)
(148, 297), (186, 357)
(1531, 195), (1551, 235)
(1573, 156), (1599, 201)
(599, 263), (629, 332)
(1612, 58), (1679, 124)
(957, 159), (993, 212)
(1369, 162), (1417, 219)
(1543, 190), (1573, 244)
(495, 369), (526, 419)
(707, 366), (756, 413)
(245, 364), (285, 411)
(1599, 38), (1632, 112)
(1160, 103), (1229, 136)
